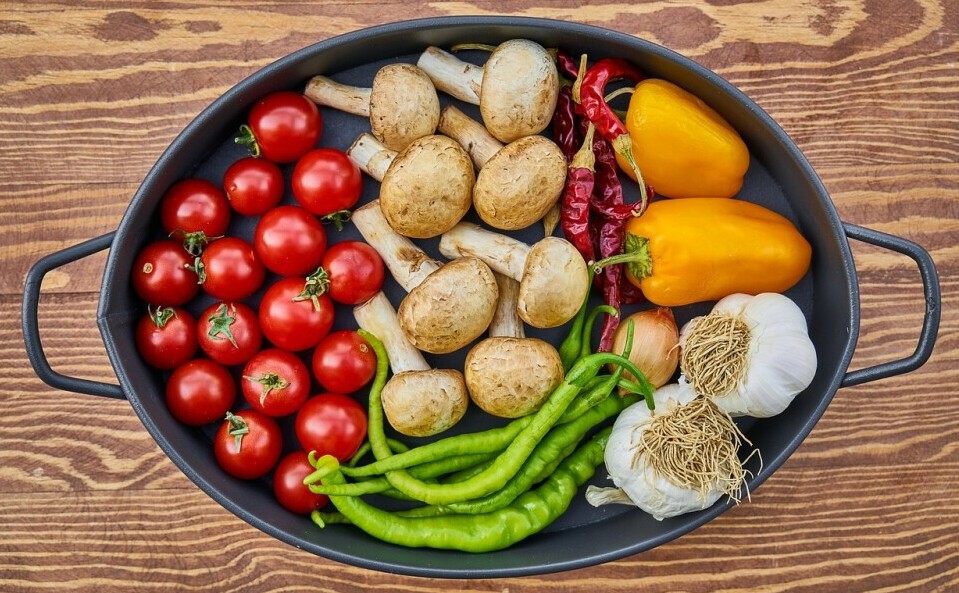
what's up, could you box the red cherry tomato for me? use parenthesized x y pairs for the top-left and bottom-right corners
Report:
(240, 348), (311, 417)
(165, 359), (236, 426)
(197, 302), (263, 366)
(253, 205), (327, 277)
(213, 410), (282, 479)
(131, 240), (199, 306)
(258, 277), (334, 352)
(199, 237), (265, 301)
(312, 331), (377, 394)
(318, 241), (384, 305)
(295, 393), (368, 462)
(222, 157), (284, 216)
(159, 178), (231, 243)
(291, 148), (363, 216)
(273, 450), (329, 515)
(239, 91), (322, 163)
(135, 306), (197, 370)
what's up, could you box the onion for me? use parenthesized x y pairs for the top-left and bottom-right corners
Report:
(609, 307), (680, 388)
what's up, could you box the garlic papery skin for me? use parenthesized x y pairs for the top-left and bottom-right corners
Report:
(587, 383), (726, 521)
(679, 292), (817, 418)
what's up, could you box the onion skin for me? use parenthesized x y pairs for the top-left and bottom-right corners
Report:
(610, 307), (680, 388)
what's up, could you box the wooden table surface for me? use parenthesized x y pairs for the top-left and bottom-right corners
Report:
(2, 1), (956, 591)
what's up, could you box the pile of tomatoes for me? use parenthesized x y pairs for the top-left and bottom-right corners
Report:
(131, 91), (385, 515)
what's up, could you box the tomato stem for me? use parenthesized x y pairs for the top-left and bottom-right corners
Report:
(320, 210), (352, 231)
(244, 372), (290, 407)
(148, 305), (176, 329)
(225, 412), (250, 450)
(234, 124), (261, 158)
(294, 268), (331, 311)
(206, 303), (239, 347)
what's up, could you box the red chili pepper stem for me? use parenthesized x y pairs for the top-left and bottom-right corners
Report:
(571, 122), (596, 170)
(571, 54), (588, 104)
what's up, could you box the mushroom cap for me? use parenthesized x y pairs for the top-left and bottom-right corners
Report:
(518, 237), (590, 328)
(480, 39), (559, 143)
(398, 256), (498, 354)
(464, 337), (564, 418)
(473, 135), (566, 231)
(380, 135), (475, 239)
(382, 369), (469, 436)
(369, 63), (441, 151)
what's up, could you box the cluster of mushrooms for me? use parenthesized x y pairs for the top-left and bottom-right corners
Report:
(305, 40), (590, 437)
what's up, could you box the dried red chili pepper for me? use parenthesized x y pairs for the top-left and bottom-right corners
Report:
(554, 50), (580, 80)
(552, 85), (580, 162)
(578, 57), (651, 214)
(560, 124), (597, 263)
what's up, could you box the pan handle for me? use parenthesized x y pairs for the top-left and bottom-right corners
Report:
(22, 233), (126, 399)
(840, 223), (940, 388)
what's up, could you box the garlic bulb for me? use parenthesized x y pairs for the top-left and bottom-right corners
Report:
(587, 383), (752, 520)
(678, 292), (817, 418)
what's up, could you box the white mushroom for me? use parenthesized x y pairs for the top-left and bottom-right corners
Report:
(351, 201), (498, 354)
(347, 132), (474, 239)
(353, 292), (467, 437)
(305, 63), (440, 151)
(416, 40), (559, 143)
(464, 274), (564, 418)
(439, 222), (589, 329)
(438, 105), (566, 231)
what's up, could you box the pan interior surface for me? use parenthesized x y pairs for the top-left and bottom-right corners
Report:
(97, 17), (856, 577)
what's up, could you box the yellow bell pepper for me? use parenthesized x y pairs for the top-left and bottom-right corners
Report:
(616, 79), (750, 199)
(599, 198), (811, 307)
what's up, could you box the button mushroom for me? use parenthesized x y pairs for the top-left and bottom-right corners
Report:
(416, 40), (559, 143)
(347, 132), (474, 239)
(353, 292), (467, 437)
(438, 105), (566, 231)
(304, 63), (440, 151)
(464, 273), (564, 418)
(351, 201), (498, 354)
(439, 222), (589, 329)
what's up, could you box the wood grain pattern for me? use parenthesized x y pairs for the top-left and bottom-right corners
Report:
(2, 0), (957, 591)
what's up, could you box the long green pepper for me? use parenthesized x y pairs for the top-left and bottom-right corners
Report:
(310, 427), (613, 552)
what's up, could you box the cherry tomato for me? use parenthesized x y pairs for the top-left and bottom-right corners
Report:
(258, 277), (334, 352)
(165, 359), (236, 426)
(213, 410), (282, 479)
(273, 450), (329, 515)
(131, 240), (199, 306)
(197, 302), (263, 366)
(295, 393), (367, 462)
(199, 237), (265, 301)
(253, 205), (327, 277)
(239, 91), (322, 163)
(312, 331), (377, 394)
(159, 178), (231, 248)
(135, 306), (197, 370)
(291, 148), (362, 216)
(319, 241), (384, 305)
(241, 348), (310, 417)
(222, 157), (284, 216)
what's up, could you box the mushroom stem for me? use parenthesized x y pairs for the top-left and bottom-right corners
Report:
(489, 273), (524, 339)
(304, 76), (372, 117)
(353, 292), (430, 373)
(437, 105), (502, 169)
(353, 291), (468, 437)
(416, 46), (483, 104)
(351, 200), (441, 292)
(347, 133), (396, 181)
(440, 222), (590, 329)
(439, 221), (530, 280)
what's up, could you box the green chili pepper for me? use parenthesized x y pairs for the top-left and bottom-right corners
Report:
(377, 350), (642, 506)
(442, 390), (638, 514)
(310, 427), (612, 552)
(557, 267), (595, 370)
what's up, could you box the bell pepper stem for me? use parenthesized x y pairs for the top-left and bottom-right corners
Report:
(591, 232), (652, 281)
